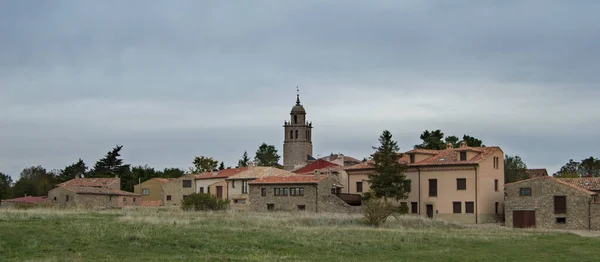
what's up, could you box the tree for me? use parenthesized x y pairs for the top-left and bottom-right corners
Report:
(11, 166), (57, 197)
(161, 168), (186, 178)
(238, 151), (251, 167)
(254, 143), (282, 167)
(462, 135), (485, 147)
(219, 162), (225, 171)
(192, 156), (219, 173)
(369, 130), (411, 202)
(554, 159), (581, 178)
(132, 165), (159, 185)
(504, 155), (528, 183)
(57, 159), (87, 183)
(0, 173), (12, 200)
(579, 157), (600, 177)
(444, 135), (460, 148)
(414, 130), (446, 150)
(362, 157), (368, 162)
(89, 145), (132, 191)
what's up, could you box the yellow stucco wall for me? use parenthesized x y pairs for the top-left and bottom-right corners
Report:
(134, 178), (166, 202)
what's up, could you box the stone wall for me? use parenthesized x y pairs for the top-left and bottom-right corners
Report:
(162, 176), (196, 208)
(505, 178), (593, 230)
(590, 202), (600, 231)
(48, 187), (139, 208)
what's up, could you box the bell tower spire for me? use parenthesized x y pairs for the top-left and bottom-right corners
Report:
(296, 86), (301, 105)
(283, 88), (313, 170)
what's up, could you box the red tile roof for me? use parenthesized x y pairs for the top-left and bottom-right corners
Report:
(558, 177), (600, 191)
(294, 159), (341, 174)
(194, 167), (250, 180)
(505, 176), (597, 195)
(526, 169), (549, 178)
(57, 178), (119, 188)
(61, 186), (140, 196)
(1, 196), (48, 204)
(249, 175), (327, 185)
(346, 146), (502, 171)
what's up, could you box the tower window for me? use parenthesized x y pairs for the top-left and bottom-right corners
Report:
(290, 130), (293, 139)
(294, 115), (297, 124)
(295, 130), (298, 139)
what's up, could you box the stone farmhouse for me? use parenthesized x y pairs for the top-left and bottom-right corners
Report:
(505, 176), (600, 230)
(225, 167), (296, 208)
(248, 174), (351, 212)
(48, 178), (140, 208)
(345, 142), (505, 224)
(134, 178), (173, 206)
(162, 174), (197, 207)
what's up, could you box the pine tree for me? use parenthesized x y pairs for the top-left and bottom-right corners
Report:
(89, 145), (132, 191)
(57, 159), (87, 183)
(238, 151), (251, 167)
(219, 162), (225, 170)
(192, 156), (219, 173)
(254, 143), (281, 168)
(369, 130), (411, 202)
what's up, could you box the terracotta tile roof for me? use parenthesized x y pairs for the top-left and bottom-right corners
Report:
(1, 196), (48, 204)
(61, 186), (140, 196)
(140, 200), (162, 207)
(300, 165), (345, 175)
(194, 167), (249, 180)
(558, 178), (600, 191)
(249, 175), (327, 185)
(346, 146), (502, 171)
(294, 159), (341, 174)
(57, 178), (119, 188)
(505, 176), (597, 195)
(226, 167), (295, 180)
(525, 169), (549, 178)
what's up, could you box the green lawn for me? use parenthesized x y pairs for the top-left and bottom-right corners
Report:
(0, 208), (599, 261)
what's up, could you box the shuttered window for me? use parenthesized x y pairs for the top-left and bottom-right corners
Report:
(453, 202), (462, 214)
(554, 196), (567, 214)
(411, 202), (418, 214)
(457, 178), (466, 190)
(429, 179), (437, 197)
(465, 202), (474, 213)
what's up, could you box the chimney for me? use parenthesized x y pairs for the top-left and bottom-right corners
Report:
(446, 143), (453, 149)
(460, 141), (467, 148)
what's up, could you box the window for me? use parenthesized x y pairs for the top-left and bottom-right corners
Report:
(232, 180), (235, 188)
(297, 205), (306, 211)
(267, 204), (274, 211)
(53, 197), (57, 201)
(299, 187), (304, 196)
(295, 130), (298, 139)
(456, 178), (466, 190)
(142, 189), (150, 196)
(294, 115), (297, 124)
(356, 182), (363, 193)
(429, 179), (437, 197)
(166, 195), (172, 201)
(495, 202), (499, 214)
(199, 187), (204, 193)
(411, 202), (418, 214)
(519, 188), (532, 196)
(465, 202), (474, 214)
(207, 187), (210, 194)
(235, 199), (246, 204)
(290, 130), (293, 139)
(242, 180), (248, 194)
(409, 154), (415, 164)
(493, 156), (500, 169)
(554, 196), (567, 214)
(261, 188), (267, 197)
(274, 188), (289, 196)
(556, 217), (566, 224)
(290, 187), (304, 196)
(460, 151), (467, 161)
(182, 180), (192, 188)
(494, 179), (499, 192)
(66, 195), (69, 202)
(453, 202), (462, 214)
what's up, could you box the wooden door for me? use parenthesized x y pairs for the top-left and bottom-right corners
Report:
(426, 204), (434, 218)
(513, 210), (536, 228)
(216, 186), (223, 199)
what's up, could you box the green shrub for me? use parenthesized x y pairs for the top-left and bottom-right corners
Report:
(181, 193), (228, 211)
(362, 199), (397, 227)
(397, 202), (409, 214)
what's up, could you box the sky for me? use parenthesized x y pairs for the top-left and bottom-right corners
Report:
(1, 0), (599, 180)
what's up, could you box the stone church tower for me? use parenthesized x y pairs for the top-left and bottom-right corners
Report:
(283, 92), (313, 170)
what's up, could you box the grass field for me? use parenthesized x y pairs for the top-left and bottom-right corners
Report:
(1, 208), (600, 261)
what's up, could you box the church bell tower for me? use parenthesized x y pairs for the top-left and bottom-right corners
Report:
(283, 88), (313, 170)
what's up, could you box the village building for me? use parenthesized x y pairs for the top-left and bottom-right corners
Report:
(48, 178), (140, 208)
(134, 178), (173, 206)
(505, 176), (600, 230)
(283, 93), (314, 171)
(525, 168), (549, 179)
(345, 142), (505, 224)
(161, 174), (197, 207)
(0, 196), (48, 208)
(195, 167), (249, 200)
(248, 174), (352, 212)
(316, 153), (362, 167)
(225, 167), (296, 208)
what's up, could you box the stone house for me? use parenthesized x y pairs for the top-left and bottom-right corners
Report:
(161, 175), (197, 207)
(505, 176), (600, 230)
(225, 167), (295, 206)
(134, 178), (173, 206)
(48, 178), (140, 208)
(345, 142), (505, 224)
(195, 167), (249, 200)
(248, 174), (351, 212)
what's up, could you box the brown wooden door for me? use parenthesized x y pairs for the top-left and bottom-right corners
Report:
(426, 204), (434, 218)
(216, 186), (223, 199)
(513, 210), (536, 228)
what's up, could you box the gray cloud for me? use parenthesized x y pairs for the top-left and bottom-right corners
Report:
(1, 1), (599, 179)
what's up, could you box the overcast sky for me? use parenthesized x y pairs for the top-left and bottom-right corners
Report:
(1, 1), (599, 180)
